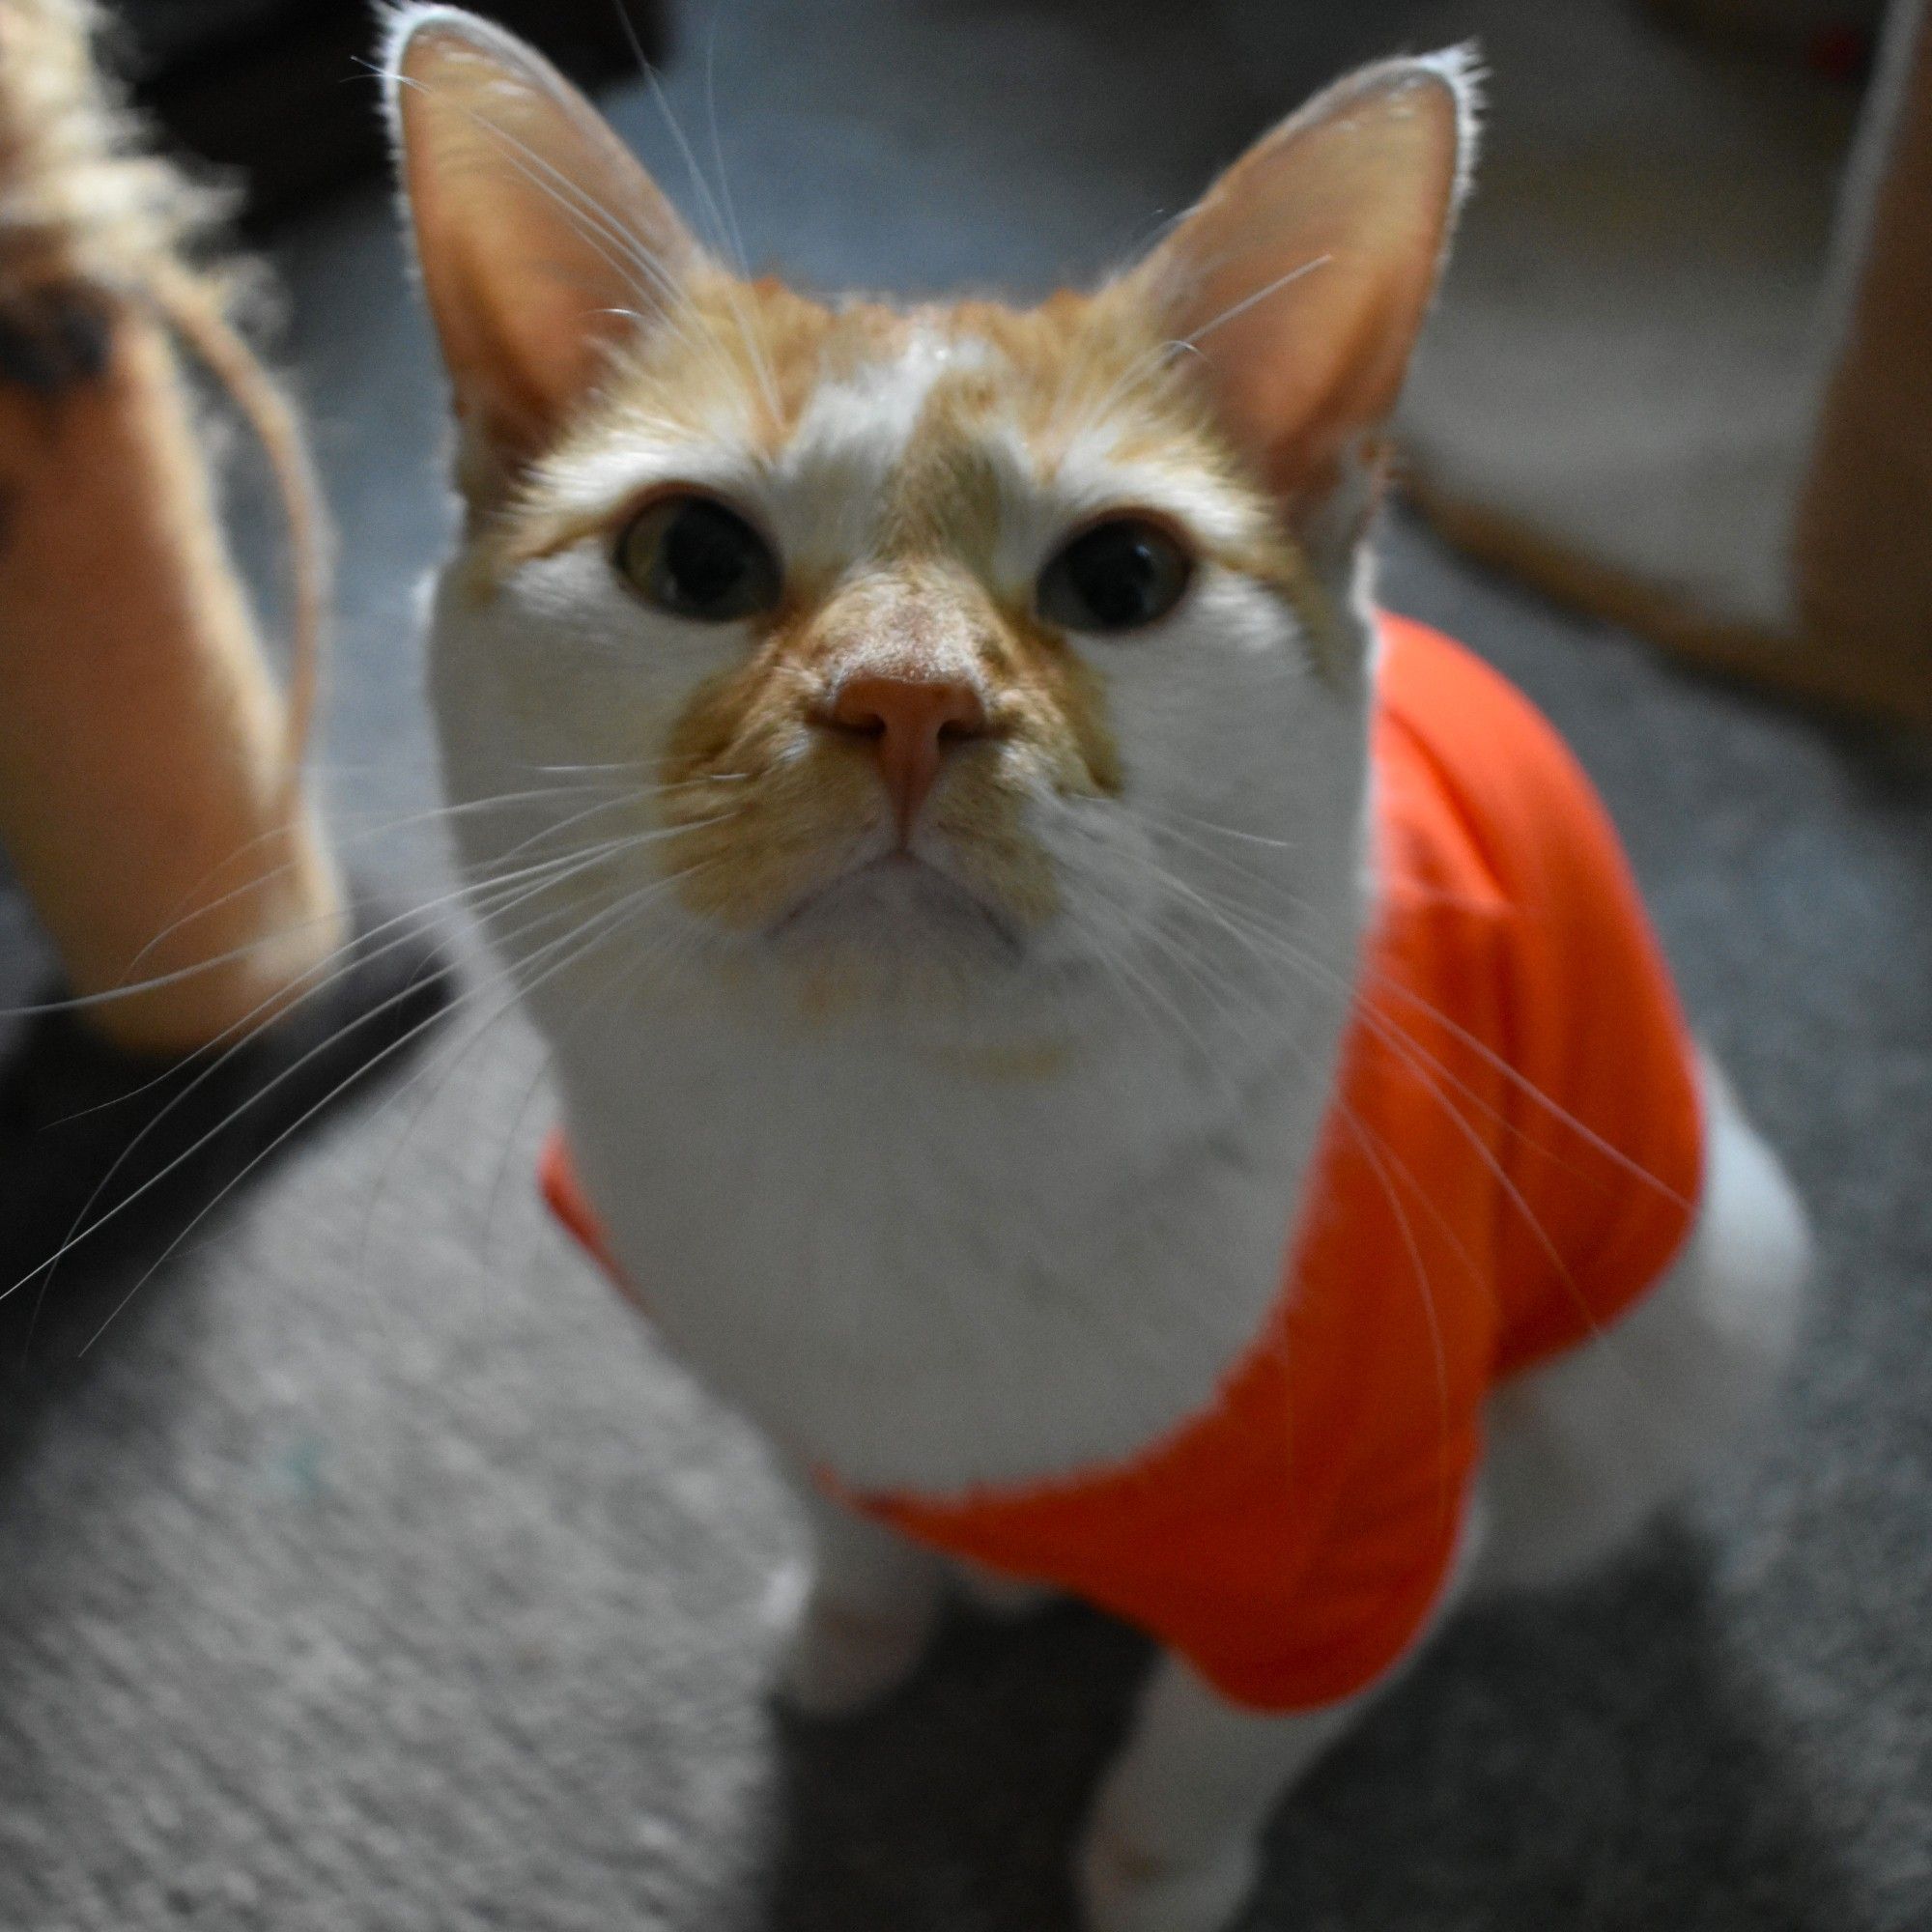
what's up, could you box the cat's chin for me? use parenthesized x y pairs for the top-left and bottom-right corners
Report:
(709, 850), (1074, 1030)
(766, 853), (1027, 972)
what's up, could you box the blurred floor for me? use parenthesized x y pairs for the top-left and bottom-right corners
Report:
(1, 2), (1928, 1928)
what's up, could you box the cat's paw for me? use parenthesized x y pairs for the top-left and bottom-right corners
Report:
(1077, 1820), (1260, 1932)
(770, 1568), (938, 1719)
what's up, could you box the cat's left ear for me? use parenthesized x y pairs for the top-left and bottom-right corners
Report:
(383, 6), (705, 494)
(1137, 49), (1477, 521)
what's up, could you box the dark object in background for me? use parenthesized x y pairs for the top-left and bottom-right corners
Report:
(0, 895), (455, 1369)
(110, 0), (669, 217)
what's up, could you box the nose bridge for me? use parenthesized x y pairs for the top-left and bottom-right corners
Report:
(811, 565), (991, 696)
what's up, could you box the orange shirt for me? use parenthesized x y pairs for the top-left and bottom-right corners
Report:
(541, 612), (1703, 1713)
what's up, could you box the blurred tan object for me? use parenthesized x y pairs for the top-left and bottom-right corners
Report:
(1395, 0), (1931, 727)
(0, 0), (344, 1052)
(1792, 0), (1932, 689)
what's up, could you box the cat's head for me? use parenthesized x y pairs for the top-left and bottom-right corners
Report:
(385, 8), (1473, 1047)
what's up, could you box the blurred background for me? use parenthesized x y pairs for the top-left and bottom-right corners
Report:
(0, 2), (1927, 1929)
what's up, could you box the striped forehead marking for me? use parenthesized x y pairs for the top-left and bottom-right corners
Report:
(763, 321), (1010, 568)
(781, 326), (991, 495)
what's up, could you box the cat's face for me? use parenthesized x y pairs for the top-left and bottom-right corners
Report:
(388, 9), (1471, 1041)
(431, 284), (1365, 1025)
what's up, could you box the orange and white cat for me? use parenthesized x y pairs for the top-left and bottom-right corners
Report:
(384, 13), (1809, 1931)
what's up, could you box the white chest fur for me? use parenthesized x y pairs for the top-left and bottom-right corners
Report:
(545, 968), (1352, 1497)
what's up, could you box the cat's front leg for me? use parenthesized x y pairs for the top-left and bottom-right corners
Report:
(1077, 1656), (1367, 1932)
(773, 1481), (946, 1719)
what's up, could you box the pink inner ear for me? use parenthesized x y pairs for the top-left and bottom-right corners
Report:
(1146, 62), (1468, 505)
(392, 14), (704, 474)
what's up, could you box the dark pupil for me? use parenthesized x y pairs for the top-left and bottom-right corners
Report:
(1069, 526), (1163, 628)
(662, 501), (754, 609)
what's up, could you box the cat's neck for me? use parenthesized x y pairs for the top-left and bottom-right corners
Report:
(539, 921), (1360, 1495)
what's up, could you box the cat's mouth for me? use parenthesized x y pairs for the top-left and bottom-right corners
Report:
(767, 852), (1025, 958)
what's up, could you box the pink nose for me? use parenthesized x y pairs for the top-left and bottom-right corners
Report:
(824, 673), (989, 838)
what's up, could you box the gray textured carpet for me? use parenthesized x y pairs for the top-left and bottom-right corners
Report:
(3, 2), (1929, 1928)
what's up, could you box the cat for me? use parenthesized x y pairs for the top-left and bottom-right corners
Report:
(383, 12), (1810, 1931)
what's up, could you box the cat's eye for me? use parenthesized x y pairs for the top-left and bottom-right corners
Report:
(614, 494), (781, 623)
(1037, 518), (1193, 634)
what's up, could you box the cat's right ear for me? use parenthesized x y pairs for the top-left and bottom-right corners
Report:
(1133, 51), (1477, 531)
(382, 6), (701, 495)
